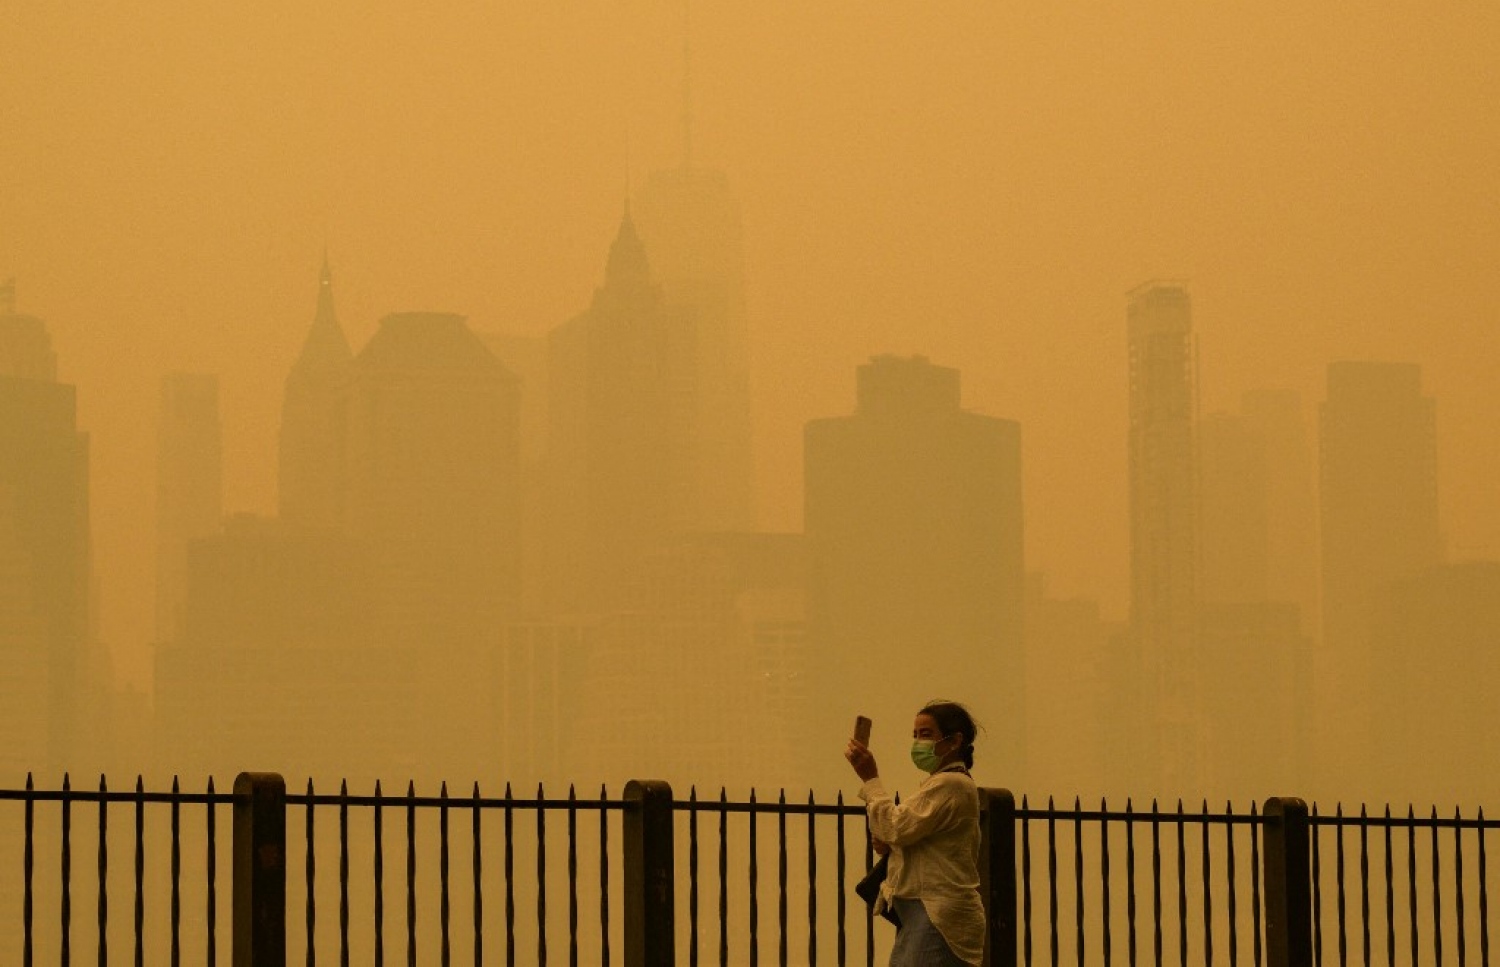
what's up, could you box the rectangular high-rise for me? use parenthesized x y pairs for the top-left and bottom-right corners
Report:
(1318, 361), (1440, 791)
(805, 355), (1023, 787)
(1125, 281), (1199, 791)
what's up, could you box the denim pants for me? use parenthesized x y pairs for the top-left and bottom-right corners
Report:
(887, 897), (968, 967)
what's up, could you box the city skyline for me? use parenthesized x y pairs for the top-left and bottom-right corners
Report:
(4, 0), (1497, 697)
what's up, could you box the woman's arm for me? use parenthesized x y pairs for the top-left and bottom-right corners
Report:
(860, 774), (965, 847)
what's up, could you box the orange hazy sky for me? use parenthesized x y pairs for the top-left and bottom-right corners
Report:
(2, 0), (1497, 688)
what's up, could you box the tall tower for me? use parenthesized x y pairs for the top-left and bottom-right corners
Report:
(633, 167), (755, 533)
(805, 355), (1024, 786)
(155, 373), (222, 644)
(1318, 361), (1440, 792)
(278, 256), (352, 530)
(543, 209), (698, 613)
(0, 290), (93, 775)
(1126, 281), (1199, 790)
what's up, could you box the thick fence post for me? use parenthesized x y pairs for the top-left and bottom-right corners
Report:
(1263, 796), (1312, 967)
(979, 788), (1017, 967)
(624, 779), (675, 967)
(234, 772), (286, 967)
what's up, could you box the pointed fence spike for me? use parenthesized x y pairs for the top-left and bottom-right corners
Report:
(341, 779), (348, 795)
(172, 776), (180, 793)
(136, 775), (144, 793)
(99, 775), (107, 792)
(374, 779), (382, 797)
(407, 780), (415, 797)
(206, 776), (215, 795)
(26, 773), (33, 791)
(440, 781), (448, 799)
(306, 778), (314, 796)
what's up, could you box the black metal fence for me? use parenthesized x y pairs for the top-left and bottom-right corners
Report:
(2, 773), (1496, 966)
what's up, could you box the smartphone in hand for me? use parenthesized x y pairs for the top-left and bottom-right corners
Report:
(853, 715), (872, 746)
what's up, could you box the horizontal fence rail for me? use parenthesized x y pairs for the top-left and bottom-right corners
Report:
(4, 776), (1499, 966)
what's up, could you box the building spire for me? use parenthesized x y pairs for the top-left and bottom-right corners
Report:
(292, 255), (352, 377)
(681, 0), (693, 170)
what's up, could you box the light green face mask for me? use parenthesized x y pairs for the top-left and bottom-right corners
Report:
(910, 739), (944, 773)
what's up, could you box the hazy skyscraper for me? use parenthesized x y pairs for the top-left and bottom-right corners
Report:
(0, 292), (94, 775)
(1241, 389), (1319, 636)
(543, 210), (698, 613)
(634, 166), (755, 532)
(805, 355), (1023, 784)
(1319, 361), (1440, 791)
(1125, 281), (1199, 790)
(278, 256), (352, 530)
(155, 372), (222, 644)
(1198, 411), (1269, 606)
(342, 311), (523, 646)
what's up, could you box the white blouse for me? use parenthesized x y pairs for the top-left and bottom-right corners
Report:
(860, 764), (986, 966)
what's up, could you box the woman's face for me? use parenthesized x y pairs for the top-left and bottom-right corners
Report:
(913, 714), (948, 747)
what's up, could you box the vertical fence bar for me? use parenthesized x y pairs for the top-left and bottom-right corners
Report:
(504, 784), (514, 967)
(172, 778), (182, 967)
(688, 788), (699, 967)
(806, 791), (817, 967)
(472, 784), (483, 967)
(569, 786), (580, 967)
(208, 777), (218, 967)
(306, 779), (316, 967)
(1409, 807), (1419, 967)
(750, 788), (760, 967)
(980, 789), (1016, 967)
(863, 809), (872, 967)
(98, 775), (108, 967)
(1455, 807), (1466, 967)
(1023, 797), (1034, 967)
(340, 782), (350, 967)
(1433, 808), (1444, 967)
(1478, 808), (1489, 967)
(1126, 800), (1137, 967)
(1201, 801), (1212, 967)
(234, 772), (287, 967)
(1151, 800), (1162, 967)
(440, 782), (451, 967)
(1251, 802), (1262, 967)
(406, 782), (415, 967)
(719, 788), (729, 967)
(63, 773), (73, 967)
(1226, 803), (1237, 967)
(1074, 798), (1085, 967)
(1311, 804), (1322, 967)
(1262, 797), (1311, 967)
(25, 774), (35, 967)
(623, 779), (675, 967)
(1046, 797), (1058, 967)
(1176, 801), (1187, 967)
(778, 790), (788, 967)
(1358, 808), (1370, 967)
(836, 792), (846, 967)
(601, 785), (612, 967)
(537, 783), (548, 967)
(1101, 799), (1112, 967)
(135, 776), (145, 967)
(1335, 805), (1347, 967)
(1383, 808), (1394, 967)
(374, 782), (384, 967)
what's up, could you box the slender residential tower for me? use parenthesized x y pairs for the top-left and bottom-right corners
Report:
(0, 285), (94, 775)
(278, 255), (352, 530)
(1126, 281), (1200, 791)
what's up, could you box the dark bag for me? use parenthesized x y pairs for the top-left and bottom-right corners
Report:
(854, 854), (901, 927)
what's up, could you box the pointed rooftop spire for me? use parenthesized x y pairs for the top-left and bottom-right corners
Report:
(291, 255), (352, 379)
(604, 202), (652, 287)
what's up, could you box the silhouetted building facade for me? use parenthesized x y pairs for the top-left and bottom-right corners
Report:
(1125, 281), (1199, 791)
(0, 294), (95, 776)
(805, 355), (1023, 787)
(155, 373), (222, 644)
(543, 210), (698, 614)
(278, 257), (352, 531)
(343, 312), (523, 647)
(1318, 361), (1441, 791)
(1367, 561), (1500, 804)
(634, 166), (755, 532)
